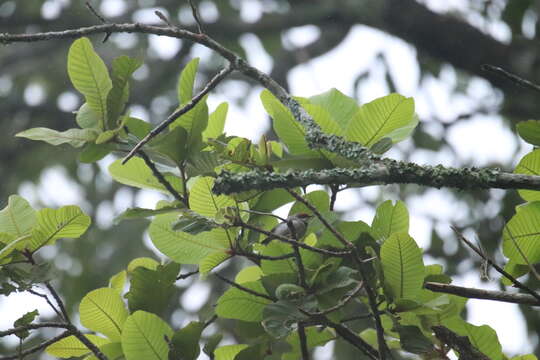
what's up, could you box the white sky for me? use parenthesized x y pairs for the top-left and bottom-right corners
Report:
(0, 0), (536, 357)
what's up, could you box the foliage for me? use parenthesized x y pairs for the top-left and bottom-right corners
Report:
(2, 29), (540, 360)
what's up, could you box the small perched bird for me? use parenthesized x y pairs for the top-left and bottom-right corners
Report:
(262, 213), (312, 245)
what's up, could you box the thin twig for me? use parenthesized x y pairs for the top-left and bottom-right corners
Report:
(318, 318), (378, 360)
(287, 189), (353, 248)
(69, 325), (108, 360)
(451, 227), (540, 302)
(285, 217), (308, 289)
(123, 65), (234, 164)
(298, 322), (310, 360)
(85, 2), (106, 24)
(329, 184), (339, 211)
(236, 220), (351, 257)
(214, 273), (276, 301)
(482, 64), (540, 94)
(179, 161), (190, 207)
(188, 0), (204, 34)
(425, 282), (540, 306)
(0, 323), (69, 337)
(154, 10), (173, 27)
(27, 288), (63, 320)
(308, 281), (364, 316)
(44, 281), (71, 323)
(138, 150), (186, 205)
(0, 330), (72, 360)
(176, 269), (199, 280)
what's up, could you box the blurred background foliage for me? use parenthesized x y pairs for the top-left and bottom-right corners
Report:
(1, 0), (540, 358)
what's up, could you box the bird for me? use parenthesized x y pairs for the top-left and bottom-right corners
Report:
(261, 213), (312, 245)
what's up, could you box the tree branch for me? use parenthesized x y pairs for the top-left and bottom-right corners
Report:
(214, 273), (276, 302)
(138, 150), (186, 205)
(213, 165), (540, 195)
(424, 282), (540, 306)
(0, 330), (72, 360)
(298, 322), (310, 360)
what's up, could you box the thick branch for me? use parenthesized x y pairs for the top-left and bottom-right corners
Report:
(213, 165), (540, 195)
(424, 282), (540, 306)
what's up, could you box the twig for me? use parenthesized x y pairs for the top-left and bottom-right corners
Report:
(0, 330), (72, 360)
(285, 216), (308, 289)
(308, 281), (364, 316)
(138, 150), (187, 205)
(319, 318), (378, 360)
(176, 269), (199, 280)
(188, 0), (204, 34)
(203, 314), (218, 329)
(432, 326), (490, 360)
(27, 288), (63, 320)
(236, 250), (296, 261)
(236, 220), (352, 257)
(214, 273), (276, 302)
(69, 325), (108, 360)
(0, 323), (69, 337)
(179, 161), (190, 207)
(482, 64), (540, 94)
(286, 189), (353, 248)
(154, 10), (173, 27)
(122, 65), (233, 164)
(451, 227), (540, 303)
(298, 322), (310, 360)
(44, 281), (71, 323)
(424, 282), (540, 306)
(329, 184), (339, 211)
(84, 2), (111, 42)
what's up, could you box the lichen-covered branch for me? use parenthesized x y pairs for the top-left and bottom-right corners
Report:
(213, 163), (540, 194)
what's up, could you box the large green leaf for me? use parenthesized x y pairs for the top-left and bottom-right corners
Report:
(126, 262), (180, 316)
(30, 205), (91, 250)
(442, 317), (503, 360)
(16, 127), (98, 148)
(0, 195), (36, 237)
(517, 120), (540, 147)
(216, 280), (271, 321)
(514, 149), (540, 201)
(178, 58), (200, 105)
(149, 126), (189, 163)
(371, 200), (409, 242)
(80, 287), (129, 341)
(346, 93), (415, 146)
(380, 233), (425, 300)
(46, 334), (110, 358)
(260, 90), (317, 156)
(503, 201), (540, 264)
(214, 345), (249, 360)
(85, 342), (124, 360)
(149, 213), (229, 264)
(108, 158), (183, 194)
(203, 102), (228, 140)
(190, 177), (236, 218)
(68, 37), (112, 128)
(76, 103), (100, 129)
(122, 311), (173, 360)
(309, 88), (359, 131)
(107, 55), (142, 129)
(199, 251), (231, 276)
(168, 321), (204, 360)
(303, 103), (344, 136)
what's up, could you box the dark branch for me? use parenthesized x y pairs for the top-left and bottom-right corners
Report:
(214, 273), (276, 302)
(432, 326), (490, 360)
(298, 322), (310, 360)
(424, 282), (540, 306)
(0, 330), (72, 360)
(138, 150), (186, 205)
(482, 64), (540, 94)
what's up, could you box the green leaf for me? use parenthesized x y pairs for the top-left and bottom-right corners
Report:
(109, 270), (127, 294)
(127, 257), (160, 272)
(261, 301), (306, 338)
(122, 311), (173, 360)
(80, 287), (129, 341)
(517, 120), (540, 146)
(16, 127), (98, 148)
(79, 142), (114, 163)
(502, 201), (540, 264)
(149, 213), (229, 264)
(304, 103), (344, 136)
(178, 58), (200, 105)
(203, 102), (228, 140)
(125, 117), (152, 139)
(442, 317), (503, 360)
(46, 335), (110, 358)
(13, 309), (39, 339)
(309, 88), (359, 131)
(0, 195), (36, 237)
(107, 55), (142, 129)
(381, 233), (425, 300)
(346, 93), (415, 146)
(108, 158), (183, 194)
(186, 150), (222, 176)
(190, 177), (236, 218)
(68, 37), (112, 128)
(501, 260), (529, 285)
(85, 342), (124, 360)
(76, 102), (100, 129)
(290, 190), (330, 215)
(95, 129), (118, 144)
(260, 90), (317, 156)
(214, 344), (249, 360)
(150, 127), (189, 163)
(200, 251), (230, 276)
(371, 200), (409, 242)
(395, 325), (434, 354)
(114, 205), (182, 224)
(30, 205), (91, 251)
(514, 149), (540, 201)
(126, 262), (180, 316)
(203, 333), (222, 358)
(216, 280), (271, 321)
(236, 266), (263, 284)
(283, 327), (335, 360)
(168, 321), (204, 360)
